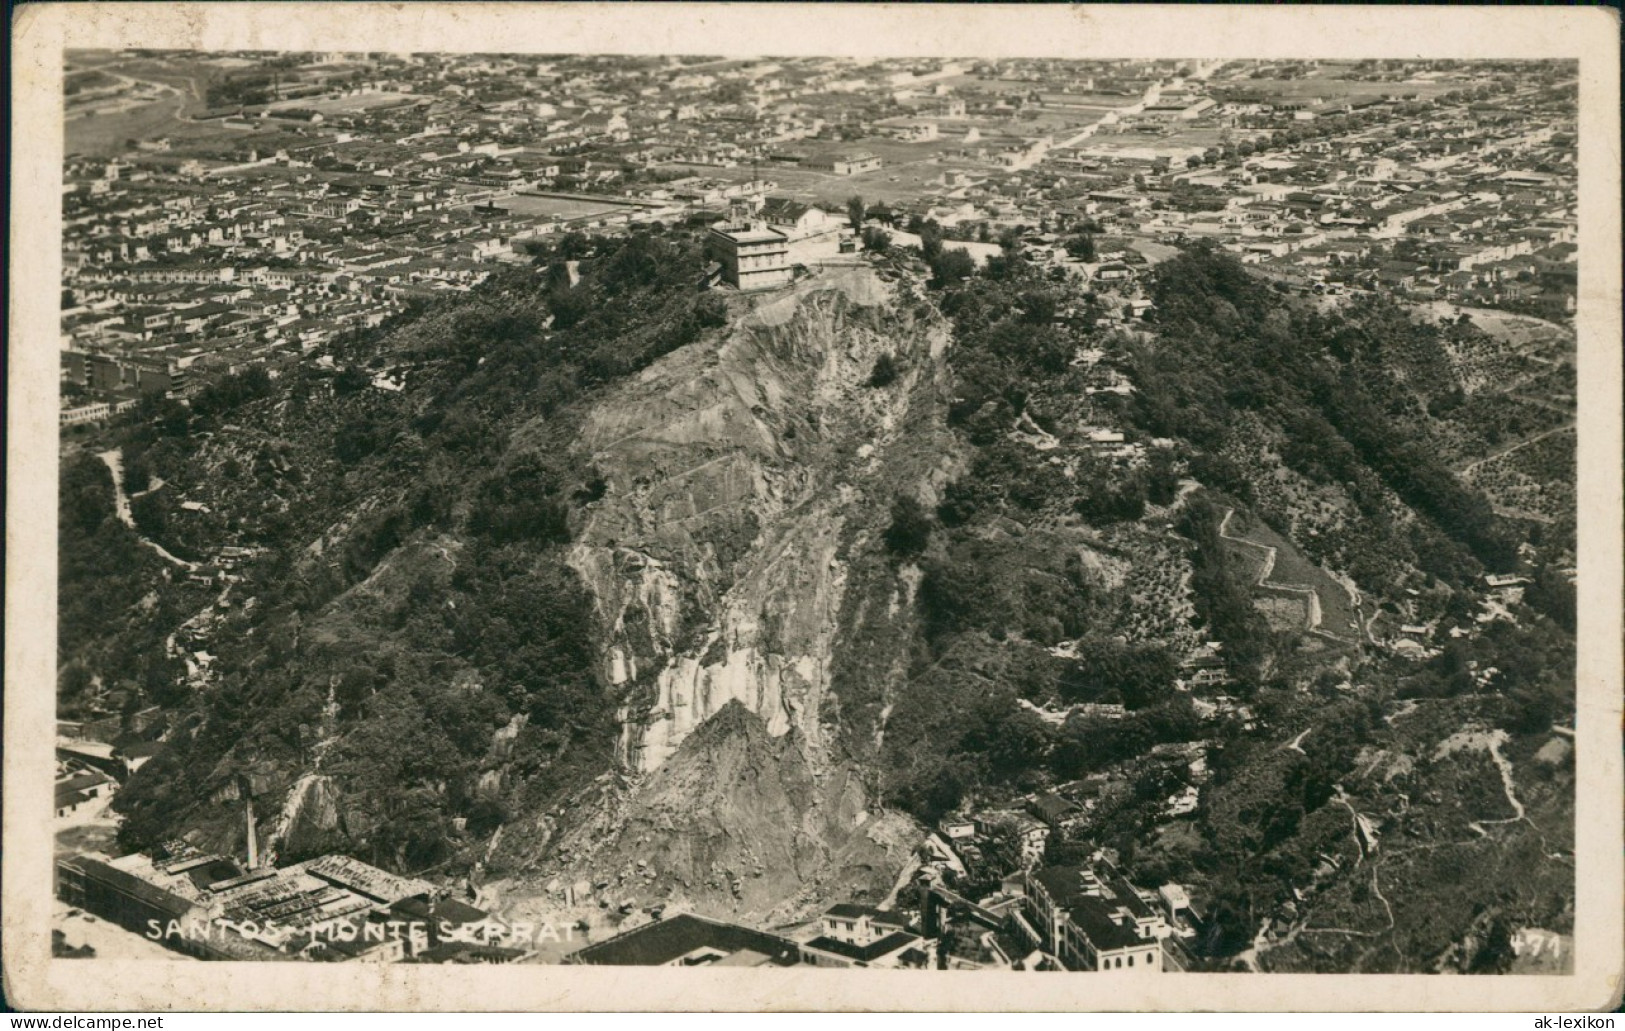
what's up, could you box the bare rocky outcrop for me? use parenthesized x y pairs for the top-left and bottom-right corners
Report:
(520, 268), (957, 918)
(567, 268), (949, 774)
(532, 701), (918, 925)
(267, 773), (345, 862)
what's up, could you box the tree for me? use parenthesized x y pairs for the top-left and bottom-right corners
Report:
(846, 195), (867, 233)
(60, 663), (95, 701)
(464, 797), (508, 837)
(1060, 642), (1177, 710)
(1469, 916), (1517, 974)
(1500, 683), (1561, 735)
(694, 292), (729, 328)
(333, 366), (371, 396)
(1065, 233), (1097, 262)
(930, 248), (976, 288)
(861, 226), (892, 254)
(868, 352), (900, 388)
(555, 232), (592, 260)
(1524, 563), (1576, 634)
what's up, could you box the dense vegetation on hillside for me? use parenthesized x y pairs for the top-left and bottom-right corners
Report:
(95, 230), (727, 869)
(849, 242), (1573, 968)
(57, 455), (193, 719)
(844, 244), (1546, 813)
(1136, 246), (1526, 576)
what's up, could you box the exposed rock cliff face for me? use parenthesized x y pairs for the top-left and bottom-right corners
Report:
(567, 268), (949, 773)
(532, 268), (956, 917)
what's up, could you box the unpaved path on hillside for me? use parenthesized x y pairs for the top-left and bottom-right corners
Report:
(97, 449), (198, 570)
(1458, 421), (1575, 478)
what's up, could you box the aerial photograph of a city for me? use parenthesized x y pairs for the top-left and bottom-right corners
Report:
(51, 48), (1578, 977)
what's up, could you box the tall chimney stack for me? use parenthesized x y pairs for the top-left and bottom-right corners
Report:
(244, 780), (260, 870)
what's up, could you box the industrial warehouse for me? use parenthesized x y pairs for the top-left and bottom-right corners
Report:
(56, 842), (525, 963)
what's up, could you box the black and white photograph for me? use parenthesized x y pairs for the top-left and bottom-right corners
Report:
(7, 2), (1621, 1014)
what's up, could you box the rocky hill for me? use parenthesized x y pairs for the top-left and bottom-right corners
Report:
(489, 265), (958, 916)
(63, 234), (1574, 962)
(564, 268), (951, 774)
(523, 701), (918, 926)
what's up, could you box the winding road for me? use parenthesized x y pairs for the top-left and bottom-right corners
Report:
(1217, 507), (1326, 634)
(97, 448), (198, 571)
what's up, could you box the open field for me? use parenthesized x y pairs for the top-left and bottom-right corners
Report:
(1240, 518), (1361, 640)
(65, 49), (127, 69)
(66, 98), (192, 157)
(1074, 139), (1207, 162)
(103, 57), (216, 111)
(986, 111), (1109, 136)
(63, 54), (244, 156)
(66, 85), (174, 120)
(939, 75), (1048, 95)
(805, 161), (961, 206)
(942, 77), (1142, 106)
(65, 69), (123, 95)
(1415, 300), (1574, 349)
(66, 105), (274, 160)
(1222, 535), (1272, 581)
(845, 135), (972, 164)
(55, 793), (120, 861)
(893, 109), (1111, 141)
(1076, 124), (1229, 159)
(1121, 238), (1181, 264)
(1039, 92), (1144, 109)
(56, 821), (117, 858)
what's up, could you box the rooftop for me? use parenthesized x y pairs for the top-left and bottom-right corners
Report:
(802, 930), (923, 964)
(1066, 895), (1145, 953)
(569, 913), (801, 967)
(709, 223), (787, 245)
(824, 902), (909, 925)
(58, 854), (198, 920)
